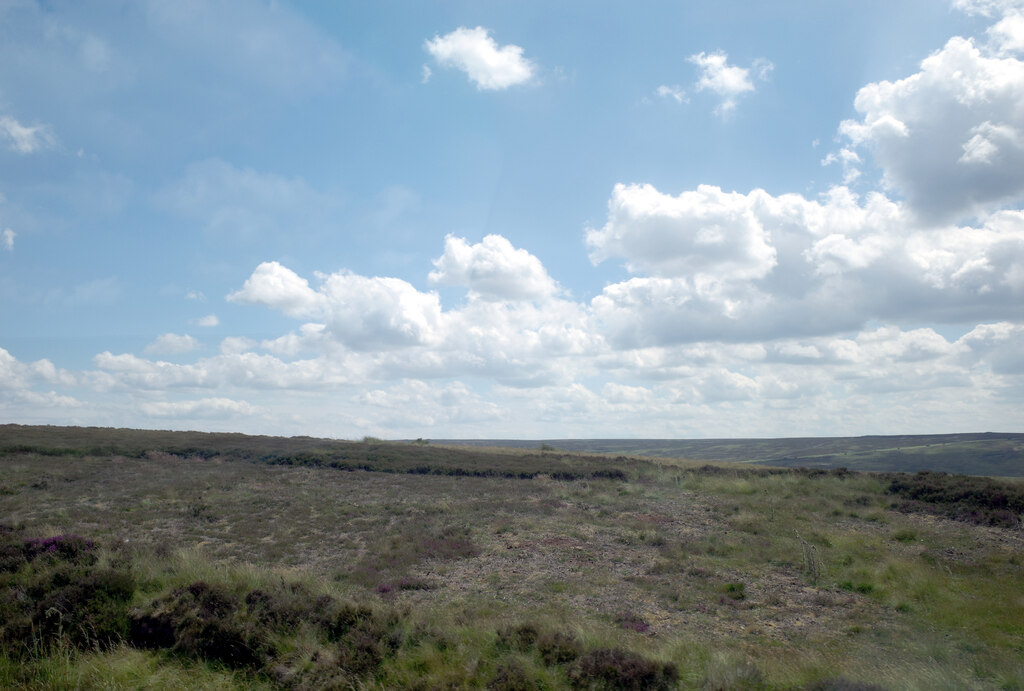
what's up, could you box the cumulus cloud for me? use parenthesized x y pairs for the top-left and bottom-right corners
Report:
(0, 115), (56, 154)
(228, 261), (322, 319)
(0, 348), (76, 388)
(988, 11), (1024, 53)
(141, 397), (260, 418)
(424, 26), (535, 90)
(144, 333), (200, 355)
(839, 33), (1024, 223)
(688, 51), (772, 115)
(226, 237), (596, 385)
(428, 234), (559, 301)
(229, 261), (443, 350)
(2, 229), (13, 251)
(586, 183), (777, 281)
(197, 314), (219, 327)
(588, 182), (1024, 348)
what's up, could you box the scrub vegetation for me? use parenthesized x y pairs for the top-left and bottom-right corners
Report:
(1, 425), (1022, 689)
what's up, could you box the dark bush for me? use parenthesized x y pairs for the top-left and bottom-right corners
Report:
(319, 600), (379, 641)
(23, 535), (96, 565)
(536, 631), (581, 665)
(567, 647), (678, 690)
(591, 469), (628, 481)
(497, 623), (540, 652)
(27, 566), (135, 650)
(245, 583), (316, 631)
(129, 581), (268, 669)
(886, 471), (1024, 527)
(333, 611), (403, 678)
(0, 543), (26, 573)
(489, 658), (540, 690)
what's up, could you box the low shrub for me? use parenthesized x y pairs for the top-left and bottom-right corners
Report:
(0, 532), (134, 655)
(23, 535), (96, 565)
(129, 581), (269, 669)
(614, 611), (650, 633)
(537, 631), (581, 665)
(567, 647), (678, 690)
(489, 658), (540, 690)
(30, 567), (135, 650)
(497, 623), (540, 652)
(886, 471), (1024, 527)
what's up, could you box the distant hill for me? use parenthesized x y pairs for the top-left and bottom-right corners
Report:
(435, 433), (1024, 477)
(3, 425), (1022, 477)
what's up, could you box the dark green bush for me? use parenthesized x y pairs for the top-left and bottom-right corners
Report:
(30, 567), (134, 650)
(129, 581), (269, 669)
(886, 471), (1024, 527)
(0, 532), (134, 655)
(567, 647), (678, 690)
(497, 623), (541, 652)
(536, 631), (581, 665)
(489, 658), (541, 690)
(244, 583), (316, 632)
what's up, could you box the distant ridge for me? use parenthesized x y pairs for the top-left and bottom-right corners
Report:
(433, 433), (1024, 477)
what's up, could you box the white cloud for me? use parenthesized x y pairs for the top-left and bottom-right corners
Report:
(688, 51), (771, 115)
(197, 314), (219, 327)
(655, 85), (687, 103)
(0, 115), (56, 154)
(424, 26), (535, 90)
(227, 261), (322, 319)
(421, 64), (432, 84)
(230, 262), (443, 350)
(588, 182), (1024, 348)
(839, 34), (1024, 223)
(2, 229), (14, 251)
(428, 234), (559, 301)
(821, 148), (862, 184)
(0, 348), (76, 388)
(988, 12), (1024, 53)
(91, 350), (352, 391)
(141, 397), (260, 419)
(220, 337), (257, 355)
(586, 183), (778, 281)
(953, 0), (1024, 18)
(144, 333), (200, 355)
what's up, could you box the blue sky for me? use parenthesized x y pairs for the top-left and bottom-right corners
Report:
(2, 0), (1023, 439)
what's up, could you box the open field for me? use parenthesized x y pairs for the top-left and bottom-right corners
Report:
(1, 426), (1023, 689)
(439, 434), (1024, 477)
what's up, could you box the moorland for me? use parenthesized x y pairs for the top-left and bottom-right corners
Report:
(440, 434), (1024, 477)
(1, 424), (1023, 689)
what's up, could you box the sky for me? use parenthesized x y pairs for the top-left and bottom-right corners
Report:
(2, 0), (1023, 440)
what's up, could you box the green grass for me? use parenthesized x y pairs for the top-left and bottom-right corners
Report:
(1, 426), (1023, 688)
